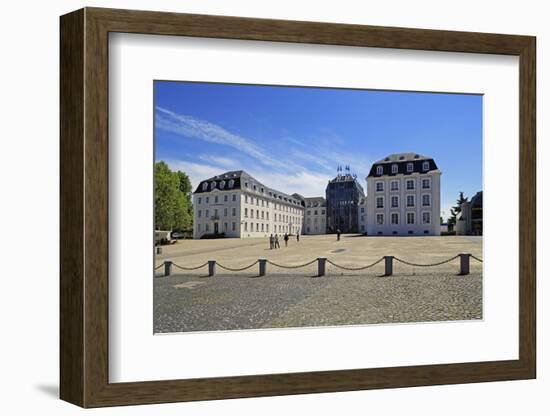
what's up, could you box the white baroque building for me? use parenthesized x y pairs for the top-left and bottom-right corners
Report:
(366, 153), (441, 236)
(192, 171), (305, 239)
(303, 197), (327, 235)
(358, 197), (367, 234)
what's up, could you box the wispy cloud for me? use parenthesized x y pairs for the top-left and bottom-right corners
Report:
(156, 107), (286, 169)
(198, 154), (239, 170)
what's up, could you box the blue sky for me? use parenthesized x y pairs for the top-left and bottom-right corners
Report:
(155, 81), (482, 220)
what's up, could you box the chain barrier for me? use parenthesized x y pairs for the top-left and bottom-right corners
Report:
(266, 259), (318, 269)
(172, 262), (209, 271)
(393, 255), (460, 267)
(326, 257), (385, 271)
(154, 263), (165, 271)
(470, 254), (483, 263)
(217, 261), (259, 272)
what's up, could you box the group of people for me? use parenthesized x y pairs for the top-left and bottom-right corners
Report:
(269, 233), (299, 249)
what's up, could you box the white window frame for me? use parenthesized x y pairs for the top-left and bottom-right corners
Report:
(376, 165), (383, 175)
(376, 181), (384, 192)
(391, 195), (399, 208)
(422, 194), (431, 207)
(390, 180), (399, 191)
(376, 196), (384, 209)
(406, 194), (415, 208)
(422, 161), (430, 171)
(422, 211), (431, 224)
(391, 212), (399, 225)
(406, 179), (415, 190)
(422, 177), (432, 189)
(376, 213), (384, 225)
(391, 164), (398, 174)
(407, 162), (414, 173)
(406, 212), (415, 225)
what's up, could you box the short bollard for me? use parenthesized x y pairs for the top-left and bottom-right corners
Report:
(459, 253), (470, 275)
(317, 257), (327, 277)
(259, 259), (267, 276)
(164, 261), (172, 277)
(156, 246), (162, 255)
(384, 256), (393, 276)
(208, 260), (216, 277)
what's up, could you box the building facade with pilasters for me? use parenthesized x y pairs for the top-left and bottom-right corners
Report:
(366, 153), (441, 236)
(192, 170), (305, 239)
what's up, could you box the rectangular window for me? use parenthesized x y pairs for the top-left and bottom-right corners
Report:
(266, 224), (269, 232)
(261, 224), (264, 231)
(232, 222), (236, 231)
(407, 212), (415, 224)
(197, 224), (201, 231)
(422, 178), (431, 189)
(322, 210), (325, 215)
(423, 212), (431, 224)
(232, 194), (236, 201)
(215, 196), (218, 203)
(391, 213), (399, 225)
(205, 197), (209, 203)
(214, 209), (218, 217)
(245, 195), (248, 203)
(407, 195), (415, 207)
(391, 164), (398, 174)
(205, 209), (209, 217)
(376, 181), (384, 192)
(198, 210), (202, 218)
(224, 195), (228, 202)
(391, 180), (399, 191)
(376, 197), (384, 209)
(261, 211), (264, 219)
(256, 223), (259, 232)
(224, 222), (228, 231)
(422, 161), (430, 171)
(422, 194), (431, 206)
(205, 224), (210, 232)
(361, 207), (365, 213)
(224, 208), (228, 216)
(245, 222), (248, 231)
(391, 196), (399, 208)
(407, 163), (414, 173)
(232, 207), (236, 216)
(314, 210), (318, 215)
(376, 213), (384, 225)
(244, 208), (248, 217)
(198, 197), (202, 204)
(406, 179), (415, 190)
(266, 212), (269, 220)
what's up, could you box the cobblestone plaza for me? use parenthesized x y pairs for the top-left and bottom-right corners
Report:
(154, 235), (482, 333)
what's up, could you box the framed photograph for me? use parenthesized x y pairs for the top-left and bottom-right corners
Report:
(60, 7), (536, 407)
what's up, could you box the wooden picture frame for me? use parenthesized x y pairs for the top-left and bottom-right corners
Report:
(60, 7), (536, 408)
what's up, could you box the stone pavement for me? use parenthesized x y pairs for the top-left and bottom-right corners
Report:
(154, 235), (482, 333)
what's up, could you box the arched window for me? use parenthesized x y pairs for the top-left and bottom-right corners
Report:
(202, 182), (208, 191)
(219, 180), (226, 189)
(376, 165), (383, 175)
(210, 182), (216, 190)
(228, 179), (234, 188)
(391, 164), (398, 174)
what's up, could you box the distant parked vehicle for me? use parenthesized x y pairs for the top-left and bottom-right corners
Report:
(155, 230), (176, 246)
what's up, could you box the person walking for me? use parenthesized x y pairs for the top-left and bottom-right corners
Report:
(269, 234), (274, 249)
(284, 233), (289, 247)
(336, 228), (341, 241)
(296, 233), (300, 242)
(274, 234), (280, 249)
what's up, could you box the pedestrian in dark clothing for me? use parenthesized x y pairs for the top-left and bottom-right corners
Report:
(274, 234), (280, 249)
(284, 233), (289, 247)
(269, 234), (274, 249)
(336, 229), (341, 241)
(296, 233), (300, 242)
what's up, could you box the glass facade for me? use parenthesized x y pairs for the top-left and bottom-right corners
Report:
(325, 174), (365, 233)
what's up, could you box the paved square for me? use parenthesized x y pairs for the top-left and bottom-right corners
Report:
(154, 235), (482, 333)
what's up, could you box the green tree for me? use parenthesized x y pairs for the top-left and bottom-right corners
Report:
(447, 192), (468, 227)
(154, 161), (194, 231)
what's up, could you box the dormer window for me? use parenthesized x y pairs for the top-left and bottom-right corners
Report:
(376, 165), (383, 175)
(422, 161), (429, 171)
(391, 164), (398, 174)
(407, 163), (414, 173)
(219, 180), (226, 189)
(210, 181), (216, 190)
(244, 182), (248, 188)
(202, 182), (208, 191)
(228, 179), (234, 188)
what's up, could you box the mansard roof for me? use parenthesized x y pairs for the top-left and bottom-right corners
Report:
(368, 153), (439, 177)
(193, 170), (304, 206)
